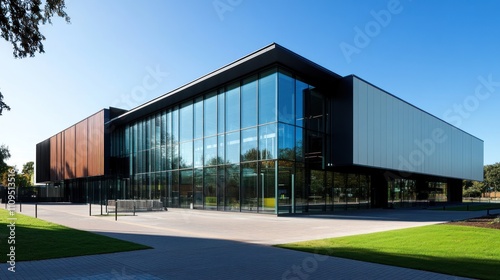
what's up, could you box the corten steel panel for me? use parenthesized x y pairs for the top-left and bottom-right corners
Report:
(75, 119), (88, 178)
(64, 126), (76, 179)
(57, 132), (63, 180)
(87, 111), (105, 177)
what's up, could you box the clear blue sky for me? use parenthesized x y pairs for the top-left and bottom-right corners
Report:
(1, 0), (499, 172)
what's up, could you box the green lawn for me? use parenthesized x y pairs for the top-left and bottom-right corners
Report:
(0, 209), (151, 262)
(440, 203), (500, 211)
(276, 224), (500, 280)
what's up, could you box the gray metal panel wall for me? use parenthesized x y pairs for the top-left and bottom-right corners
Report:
(352, 77), (483, 181)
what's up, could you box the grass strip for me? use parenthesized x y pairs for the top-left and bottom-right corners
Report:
(0, 209), (151, 262)
(276, 224), (500, 280)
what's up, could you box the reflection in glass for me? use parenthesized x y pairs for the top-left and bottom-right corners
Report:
(204, 92), (217, 137)
(226, 132), (240, 164)
(259, 69), (277, 124)
(260, 160), (276, 213)
(194, 168), (203, 208)
(259, 124), (277, 160)
(204, 136), (217, 166)
(180, 141), (193, 168)
(193, 139), (203, 168)
(278, 123), (295, 161)
(241, 162), (257, 212)
(204, 167), (217, 210)
(194, 97), (203, 139)
(225, 165), (240, 211)
(218, 90), (225, 134)
(226, 82), (240, 132)
(278, 70), (295, 124)
(241, 76), (257, 128)
(241, 128), (257, 162)
(180, 170), (193, 208)
(180, 102), (193, 142)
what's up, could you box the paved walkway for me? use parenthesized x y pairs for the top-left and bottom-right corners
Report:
(2, 203), (496, 279)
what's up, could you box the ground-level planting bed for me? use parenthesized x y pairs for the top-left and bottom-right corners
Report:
(276, 220), (500, 280)
(0, 209), (151, 262)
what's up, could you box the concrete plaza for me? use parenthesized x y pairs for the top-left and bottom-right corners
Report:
(2, 203), (493, 279)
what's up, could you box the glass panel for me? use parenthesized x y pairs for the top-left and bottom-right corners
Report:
(225, 131), (240, 164)
(241, 162), (258, 212)
(258, 69), (277, 124)
(305, 130), (323, 168)
(241, 128), (257, 162)
(359, 175), (371, 208)
(326, 171), (334, 210)
(171, 170), (179, 207)
(259, 124), (277, 160)
(218, 134), (225, 165)
(204, 136), (217, 166)
(309, 170), (325, 211)
(278, 161), (293, 214)
(194, 168), (203, 208)
(217, 166), (225, 211)
(225, 82), (240, 132)
(278, 70), (295, 124)
(278, 123), (295, 161)
(179, 170), (193, 208)
(225, 164), (240, 211)
(218, 90), (225, 134)
(194, 97), (203, 139)
(241, 75), (257, 128)
(180, 102), (193, 142)
(334, 172), (346, 211)
(193, 139), (203, 168)
(204, 92), (217, 137)
(296, 127), (303, 162)
(180, 141), (193, 168)
(347, 173), (359, 209)
(204, 167), (217, 210)
(259, 160), (276, 213)
(296, 79), (308, 127)
(172, 109), (179, 169)
(306, 88), (324, 132)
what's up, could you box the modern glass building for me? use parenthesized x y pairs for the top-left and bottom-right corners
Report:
(36, 43), (483, 214)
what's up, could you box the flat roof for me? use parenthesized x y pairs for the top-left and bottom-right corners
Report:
(106, 43), (343, 126)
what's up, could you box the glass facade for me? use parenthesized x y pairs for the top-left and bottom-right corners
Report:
(108, 67), (372, 214)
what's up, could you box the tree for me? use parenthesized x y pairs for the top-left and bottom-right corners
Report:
(0, 0), (71, 113)
(0, 91), (10, 115)
(0, 0), (70, 58)
(484, 163), (500, 195)
(22, 161), (34, 185)
(0, 144), (10, 174)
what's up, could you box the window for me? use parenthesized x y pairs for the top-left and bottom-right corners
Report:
(259, 69), (277, 124)
(241, 75), (257, 128)
(278, 70), (295, 124)
(226, 83), (240, 132)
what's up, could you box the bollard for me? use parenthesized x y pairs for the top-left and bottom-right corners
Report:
(115, 199), (118, 221)
(133, 205), (136, 216)
(89, 203), (91, 216)
(35, 203), (38, 218)
(19, 199), (22, 212)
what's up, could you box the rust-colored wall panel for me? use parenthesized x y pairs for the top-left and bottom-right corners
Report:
(44, 109), (106, 181)
(87, 111), (105, 177)
(75, 119), (88, 178)
(64, 126), (76, 179)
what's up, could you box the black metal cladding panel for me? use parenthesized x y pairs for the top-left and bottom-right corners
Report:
(107, 43), (343, 126)
(36, 139), (51, 183)
(332, 76), (354, 165)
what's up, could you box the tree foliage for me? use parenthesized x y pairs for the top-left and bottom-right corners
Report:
(0, 144), (10, 175)
(0, 0), (70, 58)
(463, 163), (500, 197)
(0, 91), (10, 115)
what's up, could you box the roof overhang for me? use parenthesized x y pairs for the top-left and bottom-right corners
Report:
(106, 43), (342, 126)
